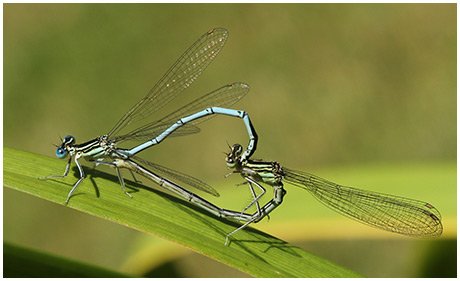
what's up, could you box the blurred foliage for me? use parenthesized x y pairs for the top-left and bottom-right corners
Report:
(4, 242), (130, 278)
(3, 3), (456, 278)
(4, 4), (456, 172)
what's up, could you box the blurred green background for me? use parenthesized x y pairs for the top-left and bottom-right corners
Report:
(4, 3), (456, 277)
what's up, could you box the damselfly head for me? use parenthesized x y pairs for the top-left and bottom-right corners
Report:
(62, 135), (76, 146)
(225, 143), (243, 168)
(55, 135), (76, 159)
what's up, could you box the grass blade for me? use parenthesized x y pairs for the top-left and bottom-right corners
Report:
(4, 147), (362, 277)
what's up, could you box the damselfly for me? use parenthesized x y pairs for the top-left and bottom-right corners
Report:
(40, 28), (258, 207)
(224, 143), (443, 245)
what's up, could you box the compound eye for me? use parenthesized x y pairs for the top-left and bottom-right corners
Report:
(63, 135), (76, 145)
(56, 147), (68, 159)
(233, 144), (243, 156)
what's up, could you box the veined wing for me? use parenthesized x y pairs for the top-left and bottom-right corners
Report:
(132, 155), (219, 197)
(108, 28), (229, 138)
(114, 82), (249, 142)
(282, 168), (443, 238)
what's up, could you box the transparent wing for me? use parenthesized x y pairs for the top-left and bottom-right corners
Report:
(132, 155), (219, 197)
(283, 168), (443, 238)
(108, 28), (228, 138)
(113, 82), (249, 142)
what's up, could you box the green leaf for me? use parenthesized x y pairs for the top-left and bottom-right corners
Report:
(4, 147), (362, 278)
(3, 242), (131, 278)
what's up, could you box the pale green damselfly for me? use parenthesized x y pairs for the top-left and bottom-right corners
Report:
(223, 143), (443, 245)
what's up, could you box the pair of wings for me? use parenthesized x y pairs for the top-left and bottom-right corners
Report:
(107, 28), (248, 143)
(107, 28), (248, 197)
(282, 167), (443, 238)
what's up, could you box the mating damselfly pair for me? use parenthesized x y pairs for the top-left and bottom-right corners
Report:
(41, 28), (443, 245)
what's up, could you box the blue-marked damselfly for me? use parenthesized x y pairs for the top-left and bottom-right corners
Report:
(223, 143), (443, 245)
(40, 28), (258, 215)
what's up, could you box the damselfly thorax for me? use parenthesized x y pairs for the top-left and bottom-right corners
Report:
(226, 143), (283, 186)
